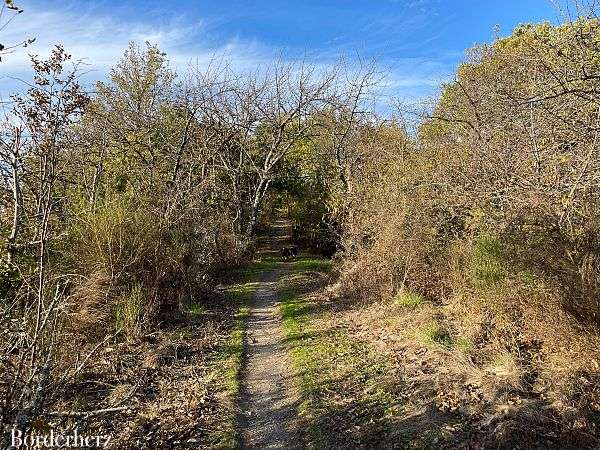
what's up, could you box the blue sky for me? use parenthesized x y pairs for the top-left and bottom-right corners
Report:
(0, 1), (562, 103)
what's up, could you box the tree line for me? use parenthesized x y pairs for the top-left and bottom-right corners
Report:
(0, 39), (377, 436)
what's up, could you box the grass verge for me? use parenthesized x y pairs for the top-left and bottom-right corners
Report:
(206, 255), (287, 448)
(207, 275), (259, 447)
(278, 257), (406, 448)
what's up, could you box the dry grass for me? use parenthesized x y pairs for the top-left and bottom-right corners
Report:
(32, 288), (246, 449)
(300, 258), (600, 448)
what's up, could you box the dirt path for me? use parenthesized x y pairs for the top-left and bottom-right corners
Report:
(239, 228), (301, 449)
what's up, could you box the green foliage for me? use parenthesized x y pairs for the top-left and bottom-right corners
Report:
(471, 233), (506, 288)
(394, 290), (425, 308)
(264, 127), (343, 250)
(115, 283), (143, 339)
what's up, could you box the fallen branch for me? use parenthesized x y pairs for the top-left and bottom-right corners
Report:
(46, 406), (136, 418)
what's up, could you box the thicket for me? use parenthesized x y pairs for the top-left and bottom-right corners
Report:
(336, 18), (600, 424)
(0, 37), (376, 436)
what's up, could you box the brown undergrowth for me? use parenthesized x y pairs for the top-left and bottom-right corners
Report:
(329, 292), (599, 449)
(281, 255), (600, 449)
(34, 289), (246, 449)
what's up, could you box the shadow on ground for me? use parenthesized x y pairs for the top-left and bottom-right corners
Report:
(277, 252), (600, 449)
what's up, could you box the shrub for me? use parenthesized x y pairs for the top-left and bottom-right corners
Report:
(115, 283), (143, 339)
(394, 290), (426, 308)
(471, 233), (506, 288)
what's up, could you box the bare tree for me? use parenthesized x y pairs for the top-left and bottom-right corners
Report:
(0, 0), (34, 63)
(0, 46), (89, 441)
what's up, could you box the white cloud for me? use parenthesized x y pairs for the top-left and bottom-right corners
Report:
(0, 1), (455, 106)
(0, 2), (275, 100)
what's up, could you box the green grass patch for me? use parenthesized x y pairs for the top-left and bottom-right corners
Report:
(419, 321), (472, 352)
(279, 257), (404, 448)
(292, 256), (333, 273)
(115, 283), (143, 339)
(207, 269), (259, 448)
(394, 289), (426, 308)
(454, 336), (474, 353)
(227, 257), (281, 283)
(471, 233), (506, 288)
(222, 306), (249, 392)
(420, 321), (453, 348)
(185, 302), (208, 316)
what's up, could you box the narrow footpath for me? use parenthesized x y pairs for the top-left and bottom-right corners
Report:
(239, 222), (301, 449)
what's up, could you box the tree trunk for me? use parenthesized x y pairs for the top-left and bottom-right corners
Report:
(244, 178), (271, 237)
(7, 162), (21, 263)
(7, 130), (22, 263)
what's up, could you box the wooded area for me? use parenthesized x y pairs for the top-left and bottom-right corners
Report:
(1, 0), (599, 448)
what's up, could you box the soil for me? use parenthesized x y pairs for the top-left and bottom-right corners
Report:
(239, 223), (301, 449)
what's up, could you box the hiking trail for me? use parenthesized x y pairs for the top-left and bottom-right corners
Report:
(239, 221), (301, 449)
